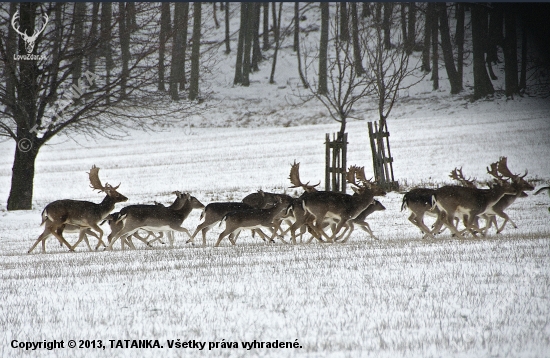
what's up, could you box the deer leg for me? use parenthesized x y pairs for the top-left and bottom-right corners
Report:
(442, 211), (466, 239)
(29, 229), (52, 254)
(409, 213), (435, 239)
(215, 228), (234, 247)
(338, 222), (356, 243)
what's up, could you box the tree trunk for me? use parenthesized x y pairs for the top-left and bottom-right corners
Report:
(383, 3), (392, 49)
(179, 3), (189, 90)
(503, 5), (518, 98)
(88, 3), (100, 76)
(225, 2), (230, 54)
(159, 3), (171, 91)
(170, 3), (187, 99)
(189, 2), (201, 100)
(421, 2), (432, 72)
(401, 3), (407, 44)
(319, 2), (329, 95)
(263, 2), (270, 50)
(431, 3), (439, 90)
(7, 2), (40, 211)
(234, 3), (247, 85)
(251, 3), (261, 72)
(126, 2), (137, 32)
(487, 5), (503, 64)
(438, 3), (462, 94)
(362, 3), (371, 18)
(101, 2), (113, 104)
(471, 4), (495, 99)
(119, 2), (130, 98)
(455, 3), (465, 84)
(73, 3), (86, 85)
(7, 140), (40, 210)
(351, 3), (365, 76)
(486, 5), (503, 80)
(340, 2), (349, 42)
(213, 2), (220, 29)
(294, 2), (299, 52)
(406, 2), (416, 54)
(242, 3), (253, 86)
(270, 2), (283, 84)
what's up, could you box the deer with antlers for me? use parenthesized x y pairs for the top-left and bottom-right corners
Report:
(432, 161), (519, 239)
(298, 165), (386, 243)
(28, 166), (128, 253)
(106, 192), (205, 250)
(482, 157), (534, 233)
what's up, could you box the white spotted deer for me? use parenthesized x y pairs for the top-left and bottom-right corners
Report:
(28, 165), (128, 253)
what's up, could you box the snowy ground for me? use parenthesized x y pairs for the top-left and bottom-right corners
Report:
(1, 3), (550, 357)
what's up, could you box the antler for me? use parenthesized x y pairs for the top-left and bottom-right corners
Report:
(288, 161), (318, 192)
(346, 166), (359, 187)
(88, 165), (105, 192)
(496, 156), (528, 180)
(450, 167), (477, 188)
(353, 166), (374, 187)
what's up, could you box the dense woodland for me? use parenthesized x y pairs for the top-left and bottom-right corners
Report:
(0, 2), (549, 210)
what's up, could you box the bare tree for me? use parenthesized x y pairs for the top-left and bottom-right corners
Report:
(0, 3), (200, 210)
(189, 2), (202, 101)
(297, 12), (375, 137)
(158, 3), (171, 91)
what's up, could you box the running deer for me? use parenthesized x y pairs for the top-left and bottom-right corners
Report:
(298, 165), (386, 243)
(432, 162), (518, 239)
(482, 157), (534, 233)
(106, 192), (204, 250)
(28, 165), (128, 253)
(102, 193), (187, 248)
(214, 195), (293, 247)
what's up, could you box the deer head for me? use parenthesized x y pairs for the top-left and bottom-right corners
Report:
(495, 157), (534, 191)
(12, 10), (49, 54)
(347, 166), (386, 196)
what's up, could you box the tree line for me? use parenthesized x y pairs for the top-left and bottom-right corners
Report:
(0, 3), (549, 210)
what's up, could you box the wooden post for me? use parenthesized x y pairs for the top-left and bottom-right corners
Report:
(325, 132), (348, 193)
(368, 121), (398, 191)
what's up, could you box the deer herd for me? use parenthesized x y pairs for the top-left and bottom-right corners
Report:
(28, 157), (543, 254)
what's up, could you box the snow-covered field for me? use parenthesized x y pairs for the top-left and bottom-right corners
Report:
(1, 3), (550, 357)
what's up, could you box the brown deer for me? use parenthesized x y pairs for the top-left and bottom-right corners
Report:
(482, 157), (534, 233)
(300, 165), (386, 243)
(432, 162), (518, 239)
(102, 192), (188, 249)
(214, 195), (293, 247)
(28, 165), (128, 253)
(106, 192), (205, 250)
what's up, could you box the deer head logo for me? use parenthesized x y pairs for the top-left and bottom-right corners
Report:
(11, 10), (49, 54)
